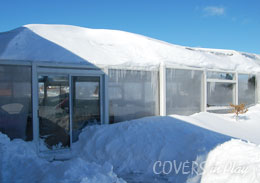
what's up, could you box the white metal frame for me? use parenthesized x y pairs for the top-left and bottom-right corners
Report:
(159, 63), (166, 116)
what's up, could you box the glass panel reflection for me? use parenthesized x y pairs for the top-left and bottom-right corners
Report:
(0, 65), (32, 141)
(238, 74), (255, 106)
(72, 76), (100, 142)
(207, 82), (234, 107)
(38, 75), (70, 151)
(166, 69), (203, 115)
(207, 71), (234, 80)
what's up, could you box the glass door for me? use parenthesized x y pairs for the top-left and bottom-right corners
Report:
(38, 75), (70, 151)
(71, 76), (101, 142)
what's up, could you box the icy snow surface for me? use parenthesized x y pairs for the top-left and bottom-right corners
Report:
(1, 105), (260, 183)
(0, 24), (260, 72)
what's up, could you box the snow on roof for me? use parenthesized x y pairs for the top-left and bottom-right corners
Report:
(0, 24), (260, 72)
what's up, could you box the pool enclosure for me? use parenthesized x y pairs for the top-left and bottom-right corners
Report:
(0, 60), (259, 153)
(0, 24), (260, 158)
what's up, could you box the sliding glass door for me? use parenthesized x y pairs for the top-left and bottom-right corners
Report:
(72, 76), (101, 142)
(37, 70), (103, 152)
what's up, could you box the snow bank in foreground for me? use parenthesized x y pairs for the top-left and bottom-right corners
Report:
(74, 116), (230, 182)
(200, 139), (260, 183)
(0, 133), (125, 183)
(2, 105), (260, 183)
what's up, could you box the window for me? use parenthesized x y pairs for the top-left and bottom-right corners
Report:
(0, 65), (32, 141)
(238, 74), (256, 106)
(166, 69), (203, 115)
(206, 71), (236, 112)
(108, 69), (159, 123)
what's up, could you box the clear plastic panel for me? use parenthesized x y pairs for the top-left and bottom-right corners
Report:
(238, 74), (256, 106)
(72, 76), (100, 142)
(0, 65), (32, 141)
(207, 71), (235, 80)
(166, 69), (203, 115)
(108, 69), (159, 123)
(207, 82), (234, 107)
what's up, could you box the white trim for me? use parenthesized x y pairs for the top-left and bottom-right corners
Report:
(256, 74), (260, 104)
(159, 63), (166, 116)
(206, 79), (237, 83)
(103, 68), (109, 124)
(207, 106), (232, 111)
(104, 65), (159, 72)
(32, 63), (39, 154)
(37, 67), (104, 75)
(235, 72), (238, 105)
(203, 69), (207, 112)
(99, 75), (104, 125)
(165, 64), (205, 71)
(69, 75), (73, 149)
(0, 59), (32, 66)
(237, 71), (255, 75)
(35, 61), (95, 67)
(206, 68), (236, 74)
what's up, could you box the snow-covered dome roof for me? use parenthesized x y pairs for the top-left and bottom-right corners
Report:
(0, 24), (260, 72)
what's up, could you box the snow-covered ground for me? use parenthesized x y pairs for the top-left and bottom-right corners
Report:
(172, 104), (260, 144)
(1, 105), (260, 183)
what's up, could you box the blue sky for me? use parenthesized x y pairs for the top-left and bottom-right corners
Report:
(0, 0), (259, 54)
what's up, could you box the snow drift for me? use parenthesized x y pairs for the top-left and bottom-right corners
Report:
(0, 24), (260, 72)
(201, 139), (260, 183)
(1, 105), (260, 182)
(0, 133), (125, 183)
(73, 116), (230, 182)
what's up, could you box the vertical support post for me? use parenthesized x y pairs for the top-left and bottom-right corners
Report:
(32, 62), (39, 151)
(103, 67), (109, 124)
(69, 74), (73, 146)
(159, 63), (166, 116)
(202, 69), (207, 112)
(256, 74), (260, 104)
(235, 72), (239, 105)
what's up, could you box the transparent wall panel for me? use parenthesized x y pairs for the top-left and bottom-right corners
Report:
(72, 76), (100, 142)
(166, 69), (203, 115)
(238, 74), (256, 106)
(207, 82), (234, 107)
(108, 69), (159, 123)
(0, 65), (32, 141)
(38, 75), (70, 151)
(207, 71), (235, 80)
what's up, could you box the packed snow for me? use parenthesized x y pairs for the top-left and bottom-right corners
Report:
(1, 104), (260, 182)
(172, 104), (260, 144)
(0, 132), (125, 183)
(1, 24), (260, 72)
(201, 139), (260, 183)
